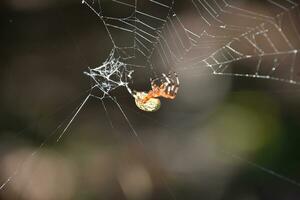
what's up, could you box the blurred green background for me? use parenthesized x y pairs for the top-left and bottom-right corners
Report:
(1, 0), (300, 199)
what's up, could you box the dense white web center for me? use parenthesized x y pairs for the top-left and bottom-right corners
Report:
(83, 49), (134, 98)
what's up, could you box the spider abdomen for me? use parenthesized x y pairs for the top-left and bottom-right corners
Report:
(134, 92), (161, 112)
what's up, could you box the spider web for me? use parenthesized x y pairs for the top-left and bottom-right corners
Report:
(82, 0), (300, 98)
(1, 0), (300, 197)
(66, 0), (300, 191)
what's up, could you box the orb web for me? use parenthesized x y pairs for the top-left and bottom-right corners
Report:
(82, 0), (300, 99)
(67, 0), (300, 190)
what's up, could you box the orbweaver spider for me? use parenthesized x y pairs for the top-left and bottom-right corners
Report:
(133, 72), (179, 112)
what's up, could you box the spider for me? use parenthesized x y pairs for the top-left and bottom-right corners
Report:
(133, 72), (179, 112)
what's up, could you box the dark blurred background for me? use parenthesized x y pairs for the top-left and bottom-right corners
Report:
(1, 0), (300, 199)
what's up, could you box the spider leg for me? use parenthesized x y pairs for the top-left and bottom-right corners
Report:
(167, 85), (175, 96)
(167, 72), (173, 81)
(162, 73), (171, 84)
(173, 75), (179, 96)
(151, 77), (162, 90)
(169, 72), (179, 96)
(173, 85), (179, 96)
(150, 77), (154, 89)
(160, 75), (170, 93)
(174, 72), (179, 86)
(166, 84), (172, 95)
